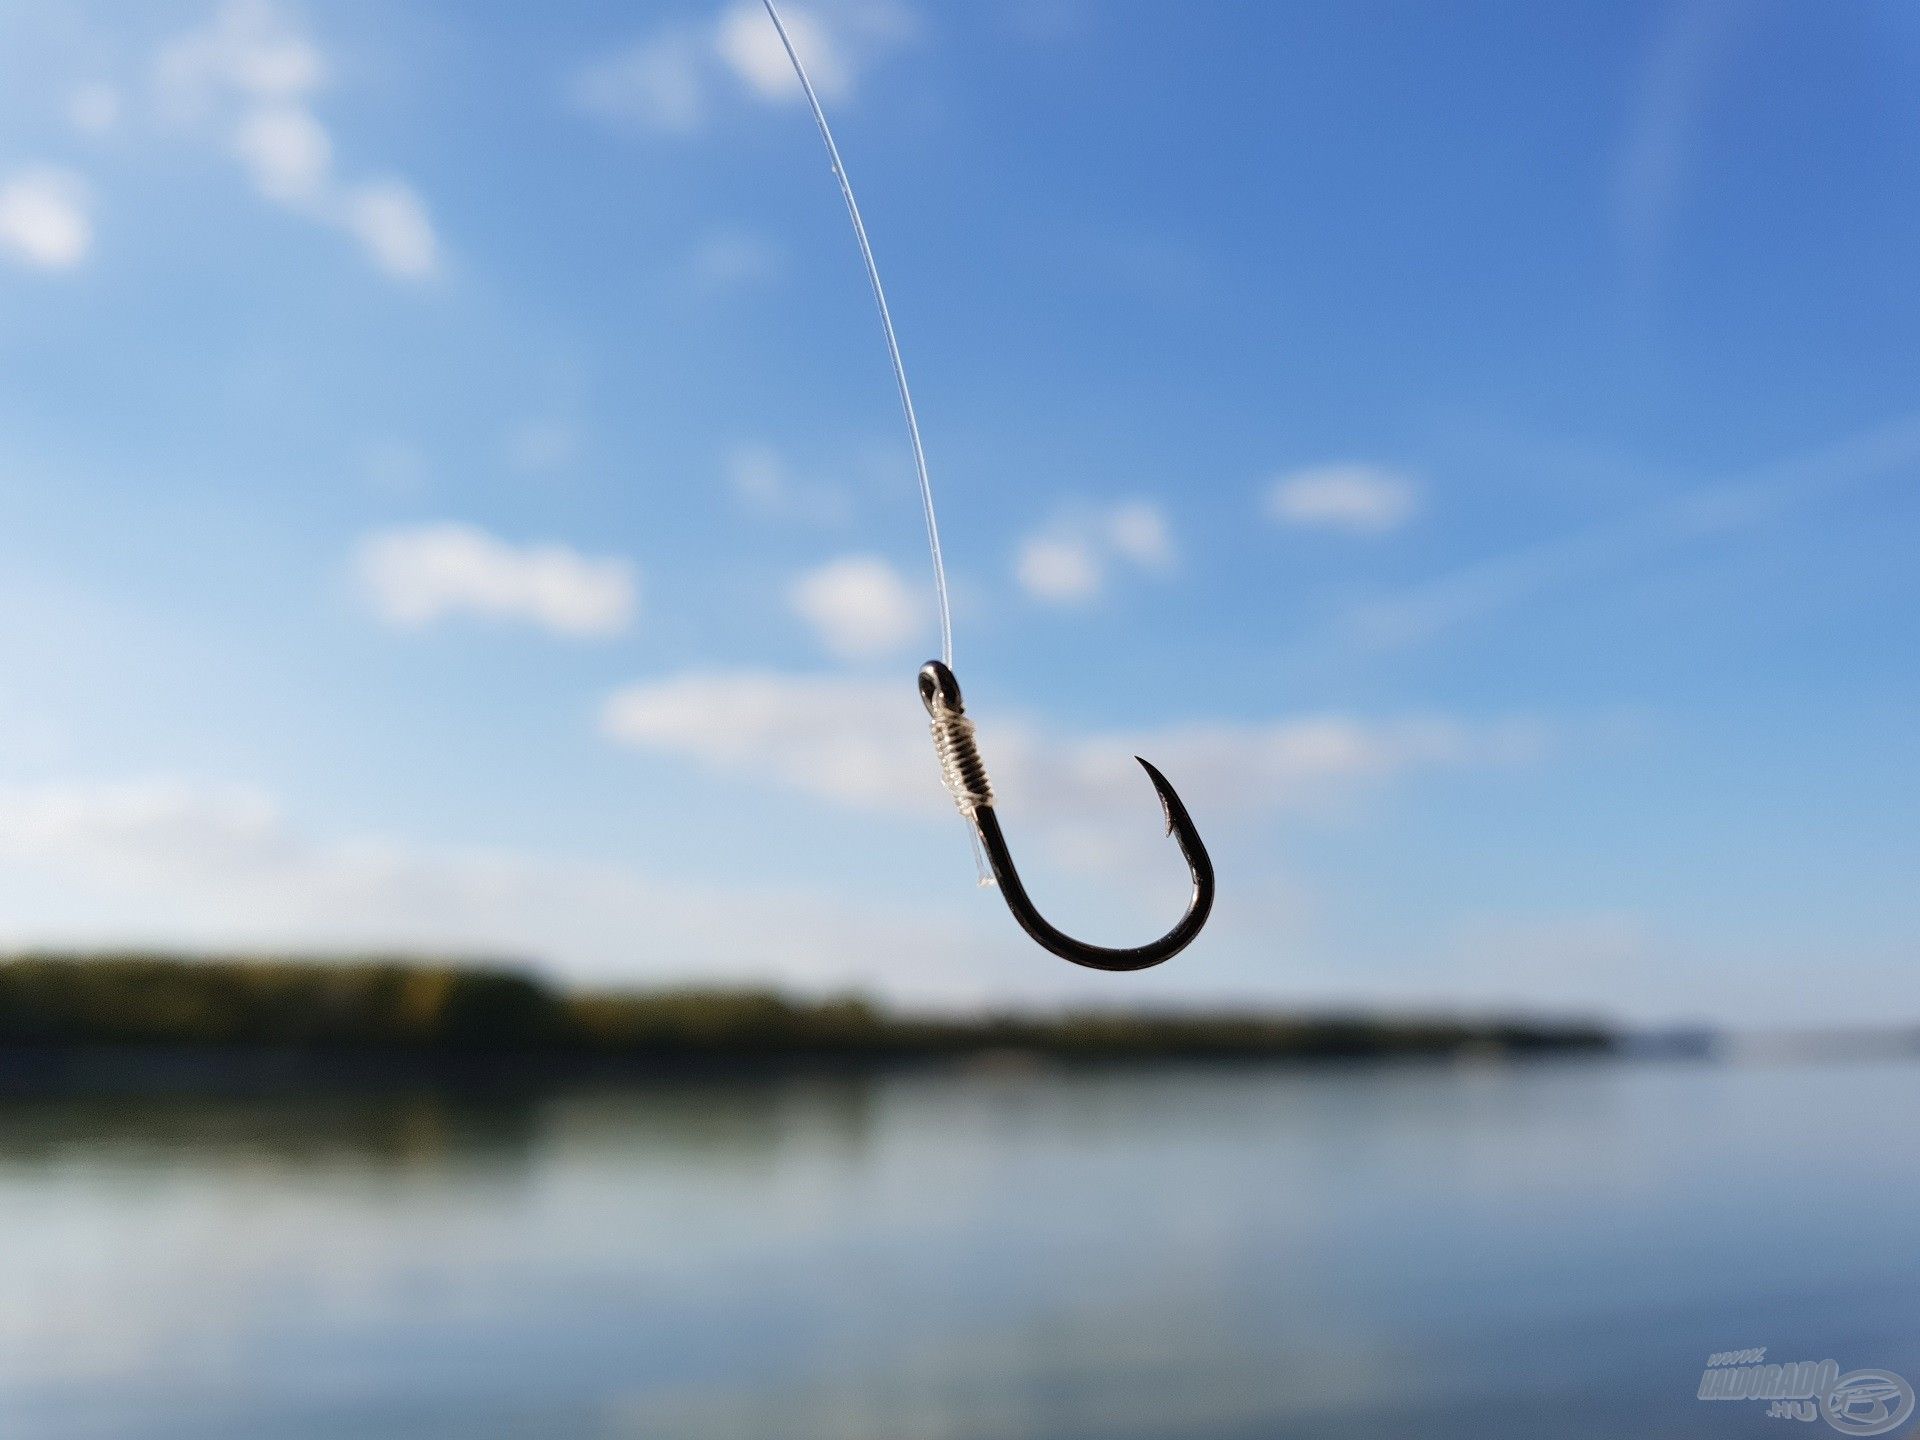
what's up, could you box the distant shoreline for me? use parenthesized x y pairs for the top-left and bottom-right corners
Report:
(0, 953), (1617, 1092)
(0, 1034), (1624, 1097)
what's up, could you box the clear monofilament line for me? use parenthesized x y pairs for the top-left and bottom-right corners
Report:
(760, 0), (954, 669)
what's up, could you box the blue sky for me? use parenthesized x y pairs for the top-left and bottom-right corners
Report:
(0, 0), (1915, 1024)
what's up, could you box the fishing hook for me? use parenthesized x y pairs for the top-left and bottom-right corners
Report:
(919, 660), (1215, 971)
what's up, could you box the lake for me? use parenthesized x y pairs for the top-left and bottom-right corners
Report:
(2, 1055), (1916, 1439)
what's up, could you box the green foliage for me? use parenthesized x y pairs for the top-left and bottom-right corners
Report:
(0, 953), (1612, 1060)
(0, 954), (558, 1049)
(568, 988), (888, 1053)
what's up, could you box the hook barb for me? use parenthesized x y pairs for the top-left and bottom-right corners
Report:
(920, 661), (1214, 972)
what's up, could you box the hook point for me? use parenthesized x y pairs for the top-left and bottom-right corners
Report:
(1133, 755), (1180, 836)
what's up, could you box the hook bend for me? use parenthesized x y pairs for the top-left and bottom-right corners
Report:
(918, 660), (1214, 971)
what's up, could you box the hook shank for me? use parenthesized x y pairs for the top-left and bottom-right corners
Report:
(919, 661), (1214, 971)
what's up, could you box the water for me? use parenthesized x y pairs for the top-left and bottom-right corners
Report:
(1, 1056), (1916, 1439)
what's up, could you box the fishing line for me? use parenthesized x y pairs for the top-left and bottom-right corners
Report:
(757, 2), (1216, 963)
(759, 0), (954, 671)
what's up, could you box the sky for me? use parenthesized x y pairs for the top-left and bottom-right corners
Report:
(0, 0), (1915, 1025)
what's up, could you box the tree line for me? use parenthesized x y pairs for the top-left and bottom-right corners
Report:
(0, 953), (1613, 1062)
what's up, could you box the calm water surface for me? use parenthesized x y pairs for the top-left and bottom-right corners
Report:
(1, 1057), (1916, 1439)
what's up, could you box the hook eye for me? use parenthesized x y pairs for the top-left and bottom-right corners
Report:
(919, 660), (963, 715)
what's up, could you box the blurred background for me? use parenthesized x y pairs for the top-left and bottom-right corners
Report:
(0, 1), (1917, 1436)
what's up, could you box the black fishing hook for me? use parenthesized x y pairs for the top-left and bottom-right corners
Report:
(919, 661), (1215, 971)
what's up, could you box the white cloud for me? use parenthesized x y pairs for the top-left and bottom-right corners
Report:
(231, 103), (331, 203)
(154, 2), (440, 281)
(354, 523), (637, 638)
(714, 3), (837, 100)
(788, 555), (923, 659)
(0, 780), (287, 887)
(728, 442), (789, 510)
(0, 168), (93, 271)
(1015, 500), (1176, 605)
(1016, 535), (1103, 605)
(1104, 500), (1175, 571)
(155, 0), (327, 113)
(0, 778), (999, 1000)
(602, 669), (1540, 833)
(604, 671), (911, 812)
(68, 83), (121, 137)
(725, 443), (851, 525)
(570, 0), (915, 135)
(723, 0), (918, 102)
(569, 24), (711, 134)
(338, 179), (439, 281)
(1265, 464), (1418, 534)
